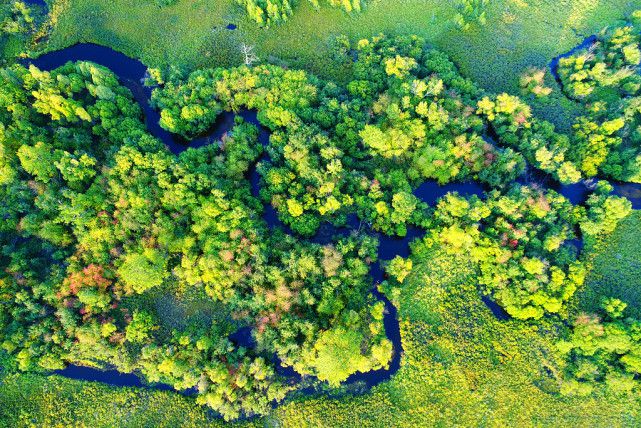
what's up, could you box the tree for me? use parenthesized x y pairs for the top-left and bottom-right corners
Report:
(126, 311), (157, 343)
(305, 327), (371, 386)
(240, 43), (259, 66)
(386, 256), (413, 283)
(557, 298), (641, 395)
(117, 249), (167, 294)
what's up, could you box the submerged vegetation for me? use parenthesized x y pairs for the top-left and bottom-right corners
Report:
(1, 1), (641, 426)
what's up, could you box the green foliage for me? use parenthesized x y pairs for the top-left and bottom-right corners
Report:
(4, 18), (641, 423)
(579, 211), (641, 320)
(557, 299), (641, 396)
(152, 0), (178, 6)
(1, 1), (34, 36)
(234, 0), (364, 27)
(151, 70), (223, 138)
(385, 255), (412, 283)
(274, 245), (641, 426)
(249, 235), (392, 383)
(425, 185), (589, 319)
(477, 93), (582, 184)
(304, 326), (377, 386)
(151, 35), (524, 238)
(139, 325), (290, 421)
(125, 310), (157, 343)
(0, 0), (39, 63)
(519, 67), (552, 98)
(556, 13), (641, 183)
(0, 60), (294, 419)
(118, 249), (167, 294)
(579, 181), (632, 239)
(454, 0), (488, 31)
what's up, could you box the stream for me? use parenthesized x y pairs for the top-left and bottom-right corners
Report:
(14, 42), (641, 397)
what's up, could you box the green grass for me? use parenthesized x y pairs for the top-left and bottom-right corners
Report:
(579, 212), (641, 319)
(0, 372), (256, 427)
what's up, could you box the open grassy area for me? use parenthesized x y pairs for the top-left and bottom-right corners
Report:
(0, 372), (255, 427)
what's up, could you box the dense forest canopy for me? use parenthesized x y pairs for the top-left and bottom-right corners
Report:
(1, 3), (641, 425)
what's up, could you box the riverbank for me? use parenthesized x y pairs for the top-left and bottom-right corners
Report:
(38, 0), (636, 128)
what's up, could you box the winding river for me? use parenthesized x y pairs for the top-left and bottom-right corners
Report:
(13, 41), (641, 399)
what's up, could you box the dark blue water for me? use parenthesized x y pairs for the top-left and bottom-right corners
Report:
(229, 326), (256, 348)
(24, 0), (48, 8)
(414, 180), (485, 205)
(55, 365), (147, 387)
(53, 365), (197, 395)
(226, 24), (237, 30)
(20, 42), (641, 395)
(559, 182), (593, 205)
(481, 295), (510, 321)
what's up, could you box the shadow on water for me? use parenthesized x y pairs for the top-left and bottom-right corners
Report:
(612, 182), (641, 209)
(414, 180), (485, 205)
(481, 295), (510, 321)
(17, 41), (641, 397)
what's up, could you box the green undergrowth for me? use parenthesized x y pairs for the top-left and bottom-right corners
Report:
(120, 285), (239, 341)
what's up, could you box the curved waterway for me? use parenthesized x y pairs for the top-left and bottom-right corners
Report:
(17, 42), (641, 397)
(549, 35), (597, 83)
